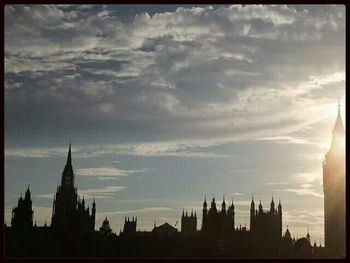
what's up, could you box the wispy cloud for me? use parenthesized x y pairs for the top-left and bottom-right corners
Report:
(78, 186), (126, 198)
(37, 186), (126, 200)
(102, 207), (176, 215)
(265, 182), (290, 186)
(76, 166), (148, 177)
(291, 171), (322, 185)
(277, 183), (323, 198)
(5, 5), (345, 148)
(5, 142), (231, 159)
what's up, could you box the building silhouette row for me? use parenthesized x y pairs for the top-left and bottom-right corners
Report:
(5, 105), (345, 258)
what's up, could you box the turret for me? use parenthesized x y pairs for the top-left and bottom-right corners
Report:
(211, 197), (217, 211)
(270, 196), (275, 213)
(18, 194), (23, 206)
(221, 195), (226, 214)
(25, 185), (31, 201)
(284, 226), (291, 239)
(306, 228), (310, 241)
(250, 196), (255, 213)
(250, 196), (255, 231)
(278, 199), (282, 215)
(91, 198), (96, 231)
(202, 196), (208, 230)
(259, 200), (263, 214)
(203, 195), (207, 209)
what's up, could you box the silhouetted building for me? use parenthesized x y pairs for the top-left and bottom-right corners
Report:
(51, 144), (96, 235)
(181, 209), (197, 236)
(294, 237), (312, 258)
(152, 222), (178, 237)
(201, 196), (235, 237)
(323, 105), (345, 258)
(280, 227), (293, 257)
(6, 142), (331, 258)
(250, 197), (282, 241)
(122, 216), (137, 236)
(100, 217), (113, 237)
(11, 186), (34, 231)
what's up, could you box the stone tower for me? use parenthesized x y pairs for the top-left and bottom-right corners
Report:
(323, 104), (345, 258)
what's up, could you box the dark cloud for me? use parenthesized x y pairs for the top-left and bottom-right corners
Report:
(5, 5), (345, 148)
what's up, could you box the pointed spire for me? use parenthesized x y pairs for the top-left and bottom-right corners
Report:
(270, 195), (275, 212)
(182, 208), (184, 217)
(92, 197), (96, 208)
(67, 142), (72, 166)
(259, 199), (263, 213)
(278, 198), (282, 213)
(333, 102), (344, 137)
(25, 185), (31, 200)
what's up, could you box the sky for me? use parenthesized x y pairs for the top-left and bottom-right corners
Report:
(4, 4), (345, 245)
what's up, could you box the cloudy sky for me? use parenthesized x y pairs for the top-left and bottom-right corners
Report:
(4, 4), (345, 245)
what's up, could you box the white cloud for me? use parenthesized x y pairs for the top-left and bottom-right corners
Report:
(265, 182), (290, 185)
(5, 142), (231, 159)
(102, 207), (176, 215)
(76, 166), (146, 177)
(5, 5), (345, 148)
(37, 186), (126, 200)
(277, 182), (323, 198)
(78, 186), (126, 198)
(291, 171), (322, 185)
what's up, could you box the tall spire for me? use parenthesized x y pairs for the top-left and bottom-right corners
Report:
(61, 143), (74, 186)
(306, 228), (311, 240)
(67, 142), (72, 166)
(333, 103), (344, 137)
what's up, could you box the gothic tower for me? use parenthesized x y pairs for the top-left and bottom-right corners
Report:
(11, 186), (33, 230)
(51, 143), (78, 232)
(51, 144), (96, 235)
(202, 196), (208, 231)
(323, 104), (345, 258)
(250, 196), (255, 231)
